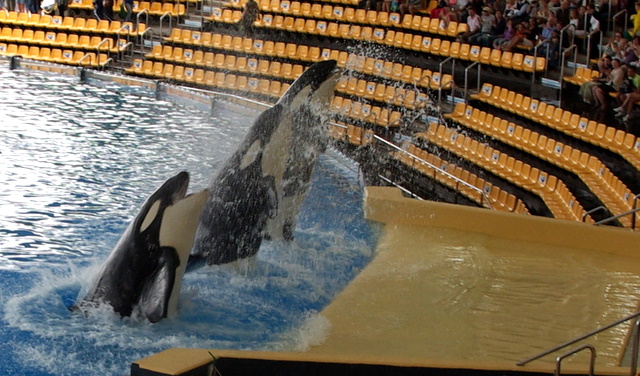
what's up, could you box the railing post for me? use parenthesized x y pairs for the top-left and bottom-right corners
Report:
(555, 344), (596, 376)
(438, 56), (455, 105)
(559, 44), (577, 107)
(464, 61), (480, 102)
(611, 9), (627, 36)
(532, 39), (549, 85)
(586, 29), (602, 67)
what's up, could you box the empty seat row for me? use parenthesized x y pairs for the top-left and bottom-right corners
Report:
(0, 13), (146, 36)
(329, 122), (376, 147)
(445, 102), (636, 227)
(0, 43), (110, 66)
(125, 60), (290, 99)
(417, 122), (589, 222)
(334, 80), (431, 109)
(146, 46), (306, 80)
(393, 141), (529, 213)
(471, 83), (640, 170)
(330, 97), (403, 128)
(0, 28), (128, 53)
(161, 29), (453, 90)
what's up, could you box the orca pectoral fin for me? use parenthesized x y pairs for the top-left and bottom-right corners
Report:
(139, 247), (179, 323)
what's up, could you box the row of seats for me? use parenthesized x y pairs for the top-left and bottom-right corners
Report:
(241, 14), (545, 74)
(334, 84), (428, 110)
(392, 141), (529, 213)
(70, 0), (194, 12)
(445, 102), (637, 227)
(0, 13), (147, 36)
(163, 28), (455, 91)
(417, 122), (590, 222)
(336, 76), (441, 104)
(329, 121), (375, 147)
(471, 83), (640, 171)
(146, 46), (306, 80)
(563, 66), (599, 86)
(0, 43), (110, 66)
(0, 28), (128, 53)
(330, 96), (402, 128)
(216, 1), (453, 39)
(125, 60), (290, 99)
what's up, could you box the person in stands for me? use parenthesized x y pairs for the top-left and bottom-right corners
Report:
(238, 0), (261, 35)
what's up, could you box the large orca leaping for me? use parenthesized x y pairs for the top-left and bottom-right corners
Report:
(192, 60), (340, 265)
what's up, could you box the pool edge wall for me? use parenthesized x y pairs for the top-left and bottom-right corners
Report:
(131, 187), (640, 376)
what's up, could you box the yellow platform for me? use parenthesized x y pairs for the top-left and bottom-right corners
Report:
(132, 187), (640, 376)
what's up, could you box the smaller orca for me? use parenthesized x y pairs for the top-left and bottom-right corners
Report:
(73, 171), (208, 323)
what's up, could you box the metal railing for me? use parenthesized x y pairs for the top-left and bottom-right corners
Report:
(611, 9), (627, 36)
(463, 61), (481, 102)
(532, 39), (550, 84)
(594, 206), (640, 228)
(559, 23), (576, 55)
(517, 311), (640, 370)
(555, 345), (596, 376)
(438, 56), (455, 105)
(159, 11), (174, 39)
(585, 29), (602, 66)
(369, 130), (493, 209)
(558, 44), (577, 107)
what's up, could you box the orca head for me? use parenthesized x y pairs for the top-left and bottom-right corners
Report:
(277, 60), (340, 113)
(134, 171), (209, 322)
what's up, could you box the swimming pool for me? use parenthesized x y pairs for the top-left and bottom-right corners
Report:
(0, 64), (379, 376)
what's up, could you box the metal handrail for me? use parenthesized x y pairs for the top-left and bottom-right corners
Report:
(555, 344), (596, 376)
(559, 23), (576, 56)
(586, 29), (602, 66)
(378, 174), (425, 200)
(136, 9), (149, 34)
(373, 134), (493, 209)
(594, 206), (640, 227)
(77, 52), (94, 67)
(159, 11), (174, 39)
(532, 39), (550, 83)
(582, 205), (607, 222)
(517, 310), (640, 366)
(415, 73), (431, 91)
(558, 44), (577, 107)
(611, 9), (627, 35)
(632, 193), (640, 229)
(464, 61), (480, 101)
(438, 56), (455, 105)
(95, 38), (112, 57)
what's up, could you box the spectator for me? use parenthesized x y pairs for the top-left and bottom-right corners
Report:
(504, 0), (518, 17)
(123, 0), (134, 21)
(498, 20), (534, 50)
(630, 2), (640, 38)
(469, 6), (496, 44)
(511, 0), (531, 23)
(494, 17), (516, 48)
(458, 6), (481, 41)
(238, 0), (261, 35)
(400, 0), (426, 16)
(614, 64), (640, 120)
(592, 58), (626, 108)
(93, 0), (105, 19)
(532, 0), (551, 22)
(481, 9), (506, 46)
(555, 0), (571, 26)
(580, 55), (613, 103)
(624, 36), (640, 65)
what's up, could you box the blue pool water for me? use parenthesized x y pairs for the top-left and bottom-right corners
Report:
(0, 65), (379, 376)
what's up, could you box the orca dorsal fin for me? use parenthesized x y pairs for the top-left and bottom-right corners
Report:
(139, 247), (179, 323)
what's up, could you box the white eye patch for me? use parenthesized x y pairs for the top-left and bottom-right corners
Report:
(240, 140), (262, 170)
(140, 200), (160, 232)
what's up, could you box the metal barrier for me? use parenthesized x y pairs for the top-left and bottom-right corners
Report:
(585, 29), (602, 66)
(559, 23), (576, 56)
(611, 9), (627, 35)
(517, 310), (640, 368)
(558, 44), (577, 107)
(463, 61), (481, 102)
(594, 206), (640, 228)
(532, 39), (550, 84)
(554, 345), (596, 376)
(438, 56), (455, 105)
(159, 11), (174, 40)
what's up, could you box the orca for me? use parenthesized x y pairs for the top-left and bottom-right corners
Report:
(74, 171), (208, 323)
(192, 60), (340, 265)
